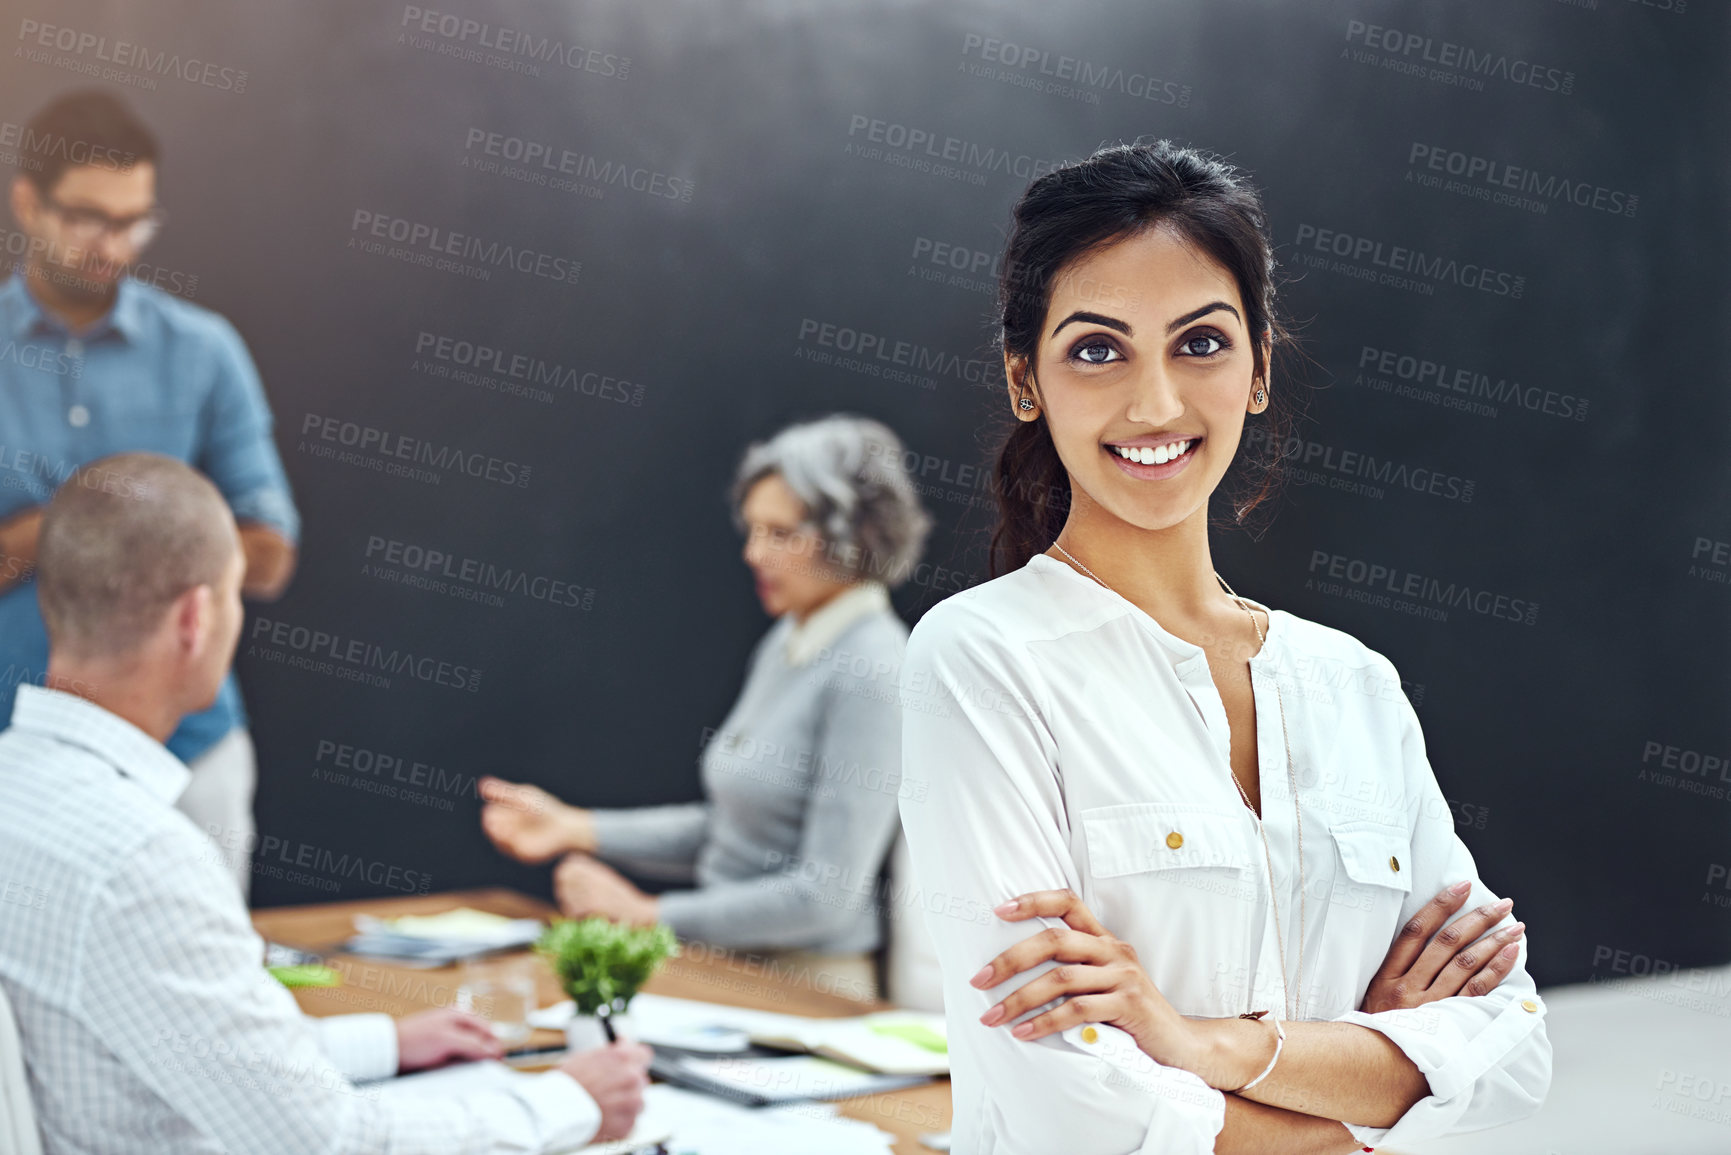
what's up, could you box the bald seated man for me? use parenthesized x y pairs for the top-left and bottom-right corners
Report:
(0, 453), (650, 1154)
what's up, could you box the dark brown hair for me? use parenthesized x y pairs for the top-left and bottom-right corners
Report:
(17, 89), (158, 194)
(988, 140), (1296, 577)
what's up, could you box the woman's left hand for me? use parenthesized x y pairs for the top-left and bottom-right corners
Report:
(972, 889), (1200, 1071)
(553, 853), (662, 927)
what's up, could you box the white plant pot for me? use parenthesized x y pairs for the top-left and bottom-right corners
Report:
(564, 1010), (634, 1053)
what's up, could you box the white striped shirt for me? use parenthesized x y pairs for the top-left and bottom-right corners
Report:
(0, 684), (600, 1154)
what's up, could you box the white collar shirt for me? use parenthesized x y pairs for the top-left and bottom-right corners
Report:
(0, 685), (601, 1154)
(783, 580), (893, 667)
(897, 553), (1551, 1154)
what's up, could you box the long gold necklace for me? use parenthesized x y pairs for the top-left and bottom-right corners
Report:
(1048, 542), (1305, 1021)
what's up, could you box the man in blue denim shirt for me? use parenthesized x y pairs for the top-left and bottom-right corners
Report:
(0, 89), (298, 897)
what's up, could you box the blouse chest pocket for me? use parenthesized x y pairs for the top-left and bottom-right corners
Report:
(1081, 803), (1260, 879)
(1328, 819), (1414, 900)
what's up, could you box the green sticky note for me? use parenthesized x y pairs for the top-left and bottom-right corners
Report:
(868, 1020), (948, 1053)
(268, 964), (341, 989)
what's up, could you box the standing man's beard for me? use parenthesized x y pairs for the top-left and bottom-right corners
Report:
(37, 255), (122, 306)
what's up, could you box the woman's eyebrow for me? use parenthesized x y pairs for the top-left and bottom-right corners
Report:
(1050, 310), (1131, 337)
(1165, 301), (1240, 333)
(1049, 301), (1242, 339)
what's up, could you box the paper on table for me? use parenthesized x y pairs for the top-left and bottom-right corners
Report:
(378, 1067), (894, 1153)
(373, 1061), (672, 1152)
(667, 1054), (932, 1104)
(529, 993), (948, 1074)
(530, 994), (754, 1053)
(756, 1017), (948, 1076)
(342, 908), (543, 966)
(357, 907), (542, 944)
(622, 1084), (894, 1154)
(528, 993), (799, 1037)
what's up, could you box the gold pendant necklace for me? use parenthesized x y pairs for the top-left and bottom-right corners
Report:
(1048, 542), (1305, 1021)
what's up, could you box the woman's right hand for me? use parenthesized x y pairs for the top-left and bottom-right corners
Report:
(478, 776), (594, 863)
(1360, 882), (1527, 1013)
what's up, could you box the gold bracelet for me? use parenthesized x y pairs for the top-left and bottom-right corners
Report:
(1229, 1012), (1285, 1094)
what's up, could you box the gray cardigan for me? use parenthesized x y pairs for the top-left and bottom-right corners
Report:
(588, 586), (908, 954)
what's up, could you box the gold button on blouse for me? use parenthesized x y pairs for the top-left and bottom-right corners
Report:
(1081, 1026), (1099, 1044)
(1389, 855), (1401, 872)
(1165, 831), (1184, 849)
(1521, 999), (1538, 1013)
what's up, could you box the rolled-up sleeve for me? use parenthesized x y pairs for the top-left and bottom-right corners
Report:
(196, 315), (299, 542)
(1332, 669), (1552, 1147)
(897, 603), (1225, 1154)
(314, 1014), (399, 1083)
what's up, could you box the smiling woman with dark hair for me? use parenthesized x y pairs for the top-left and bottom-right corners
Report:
(896, 142), (1551, 1153)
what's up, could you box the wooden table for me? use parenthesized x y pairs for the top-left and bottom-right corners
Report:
(254, 888), (952, 1154)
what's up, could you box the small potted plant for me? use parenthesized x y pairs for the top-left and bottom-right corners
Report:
(535, 917), (678, 1051)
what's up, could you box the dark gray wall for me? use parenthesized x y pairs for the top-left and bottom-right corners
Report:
(3, 0), (1726, 988)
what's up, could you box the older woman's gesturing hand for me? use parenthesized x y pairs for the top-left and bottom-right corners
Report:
(478, 775), (595, 864)
(972, 889), (1205, 1072)
(1361, 882), (1527, 1013)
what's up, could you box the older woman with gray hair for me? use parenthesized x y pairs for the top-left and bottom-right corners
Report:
(480, 414), (930, 1000)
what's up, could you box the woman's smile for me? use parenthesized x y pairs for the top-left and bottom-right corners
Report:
(1103, 434), (1203, 479)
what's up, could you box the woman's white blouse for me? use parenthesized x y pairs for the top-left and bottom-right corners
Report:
(897, 553), (1551, 1154)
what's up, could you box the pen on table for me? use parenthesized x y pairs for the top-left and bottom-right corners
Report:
(502, 1044), (568, 1065)
(505, 1004), (623, 1066)
(507, 1004), (619, 1065)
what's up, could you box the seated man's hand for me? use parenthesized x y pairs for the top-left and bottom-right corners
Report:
(559, 1039), (653, 1141)
(1361, 882), (1526, 1013)
(479, 776), (593, 863)
(553, 852), (661, 927)
(395, 1007), (505, 1072)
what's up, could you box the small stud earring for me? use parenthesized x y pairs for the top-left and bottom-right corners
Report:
(1018, 397), (1035, 411)
(1253, 387), (1267, 407)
